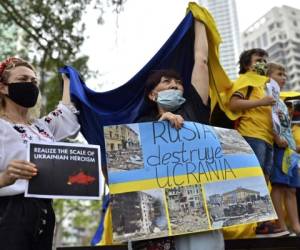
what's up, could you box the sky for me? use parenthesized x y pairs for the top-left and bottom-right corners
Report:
(204, 176), (269, 197)
(82, 0), (300, 91)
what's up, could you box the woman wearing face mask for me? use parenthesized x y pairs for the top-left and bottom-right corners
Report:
(0, 57), (80, 249)
(137, 69), (210, 127)
(135, 20), (225, 250)
(137, 20), (210, 129)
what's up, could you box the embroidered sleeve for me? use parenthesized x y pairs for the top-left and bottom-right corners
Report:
(38, 102), (80, 141)
(0, 127), (3, 166)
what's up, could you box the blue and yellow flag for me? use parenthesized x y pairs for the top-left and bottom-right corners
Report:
(61, 2), (237, 245)
(282, 148), (300, 177)
(91, 194), (113, 246)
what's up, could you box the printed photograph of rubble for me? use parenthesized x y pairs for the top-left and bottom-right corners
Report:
(213, 127), (253, 154)
(104, 124), (144, 172)
(204, 176), (276, 229)
(165, 184), (209, 235)
(111, 189), (168, 242)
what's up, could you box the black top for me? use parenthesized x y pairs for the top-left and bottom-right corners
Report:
(136, 85), (210, 124)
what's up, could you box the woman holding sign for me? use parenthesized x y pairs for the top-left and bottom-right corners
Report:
(136, 20), (224, 250)
(0, 57), (80, 249)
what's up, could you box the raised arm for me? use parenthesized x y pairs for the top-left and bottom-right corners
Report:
(191, 20), (209, 105)
(36, 73), (80, 141)
(61, 73), (72, 105)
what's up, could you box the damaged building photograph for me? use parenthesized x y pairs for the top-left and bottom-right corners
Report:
(111, 189), (168, 242)
(213, 127), (254, 154)
(165, 184), (209, 235)
(205, 176), (276, 229)
(104, 124), (144, 172)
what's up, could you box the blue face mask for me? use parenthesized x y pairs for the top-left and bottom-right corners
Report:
(156, 89), (186, 112)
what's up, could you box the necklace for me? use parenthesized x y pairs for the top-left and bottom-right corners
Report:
(0, 112), (32, 125)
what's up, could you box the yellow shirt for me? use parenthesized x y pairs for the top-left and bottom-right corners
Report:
(292, 125), (300, 146)
(236, 85), (273, 145)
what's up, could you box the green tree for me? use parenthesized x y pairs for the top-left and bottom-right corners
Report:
(0, 0), (125, 113)
(0, 23), (18, 61)
(53, 199), (103, 247)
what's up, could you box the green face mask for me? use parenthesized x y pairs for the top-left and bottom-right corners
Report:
(253, 62), (267, 76)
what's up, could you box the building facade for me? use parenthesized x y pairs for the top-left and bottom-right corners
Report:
(167, 185), (203, 214)
(112, 191), (156, 237)
(222, 187), (260, 205)
(209, 194), (223, 205)
(140, 192), (155, 233)
(199, 0), (241, 80)
(241, 5), (300, 91)
(104, 125), (140, 152)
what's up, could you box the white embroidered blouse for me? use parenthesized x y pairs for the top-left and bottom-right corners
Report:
(0, 102), (80, 196)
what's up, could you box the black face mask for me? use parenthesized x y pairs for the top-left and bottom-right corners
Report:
(5, 82), (39, 108)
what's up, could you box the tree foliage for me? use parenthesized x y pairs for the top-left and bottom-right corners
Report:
(53, 199), (102, 246)
(0, 0), (125, 113)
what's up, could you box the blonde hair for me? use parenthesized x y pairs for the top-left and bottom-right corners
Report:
(266, 62), (286, 76)
(0, 57), (40, 119)
(0, 57), (35, 83)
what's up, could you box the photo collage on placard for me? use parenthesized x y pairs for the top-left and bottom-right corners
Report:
(204, 176), (276, 229)
(106, 124), (277, 242)
(111, 175), (276, 242)
(104, 124), (143, 173)
(111, 188), (168, 242)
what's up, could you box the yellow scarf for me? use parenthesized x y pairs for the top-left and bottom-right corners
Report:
(222, 71), (269, 120)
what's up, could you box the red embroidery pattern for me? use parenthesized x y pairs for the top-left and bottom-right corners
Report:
(51, 109), (63, 117)
(44, 109), (63, 123)
(34, 125), (51, 138)
(13, 125), (33, 144)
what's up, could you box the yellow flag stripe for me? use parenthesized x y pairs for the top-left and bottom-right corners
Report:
(109, 166), (263, 194)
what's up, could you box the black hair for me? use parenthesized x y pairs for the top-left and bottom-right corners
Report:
(238, 48), (268, 74)
(144, 69), (181, 96)
(144, 69), (182, 106)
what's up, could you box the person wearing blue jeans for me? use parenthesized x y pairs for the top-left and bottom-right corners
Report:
(244, 136), (273, 178)
(229, 49), (288, 237)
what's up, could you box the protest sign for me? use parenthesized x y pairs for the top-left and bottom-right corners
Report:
(25, 142), (103, 200)
(104, 122), (276, 242)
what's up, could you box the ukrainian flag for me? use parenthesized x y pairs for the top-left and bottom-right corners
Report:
(65, 2), (236, 245)
(91, 194), (113, 246)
